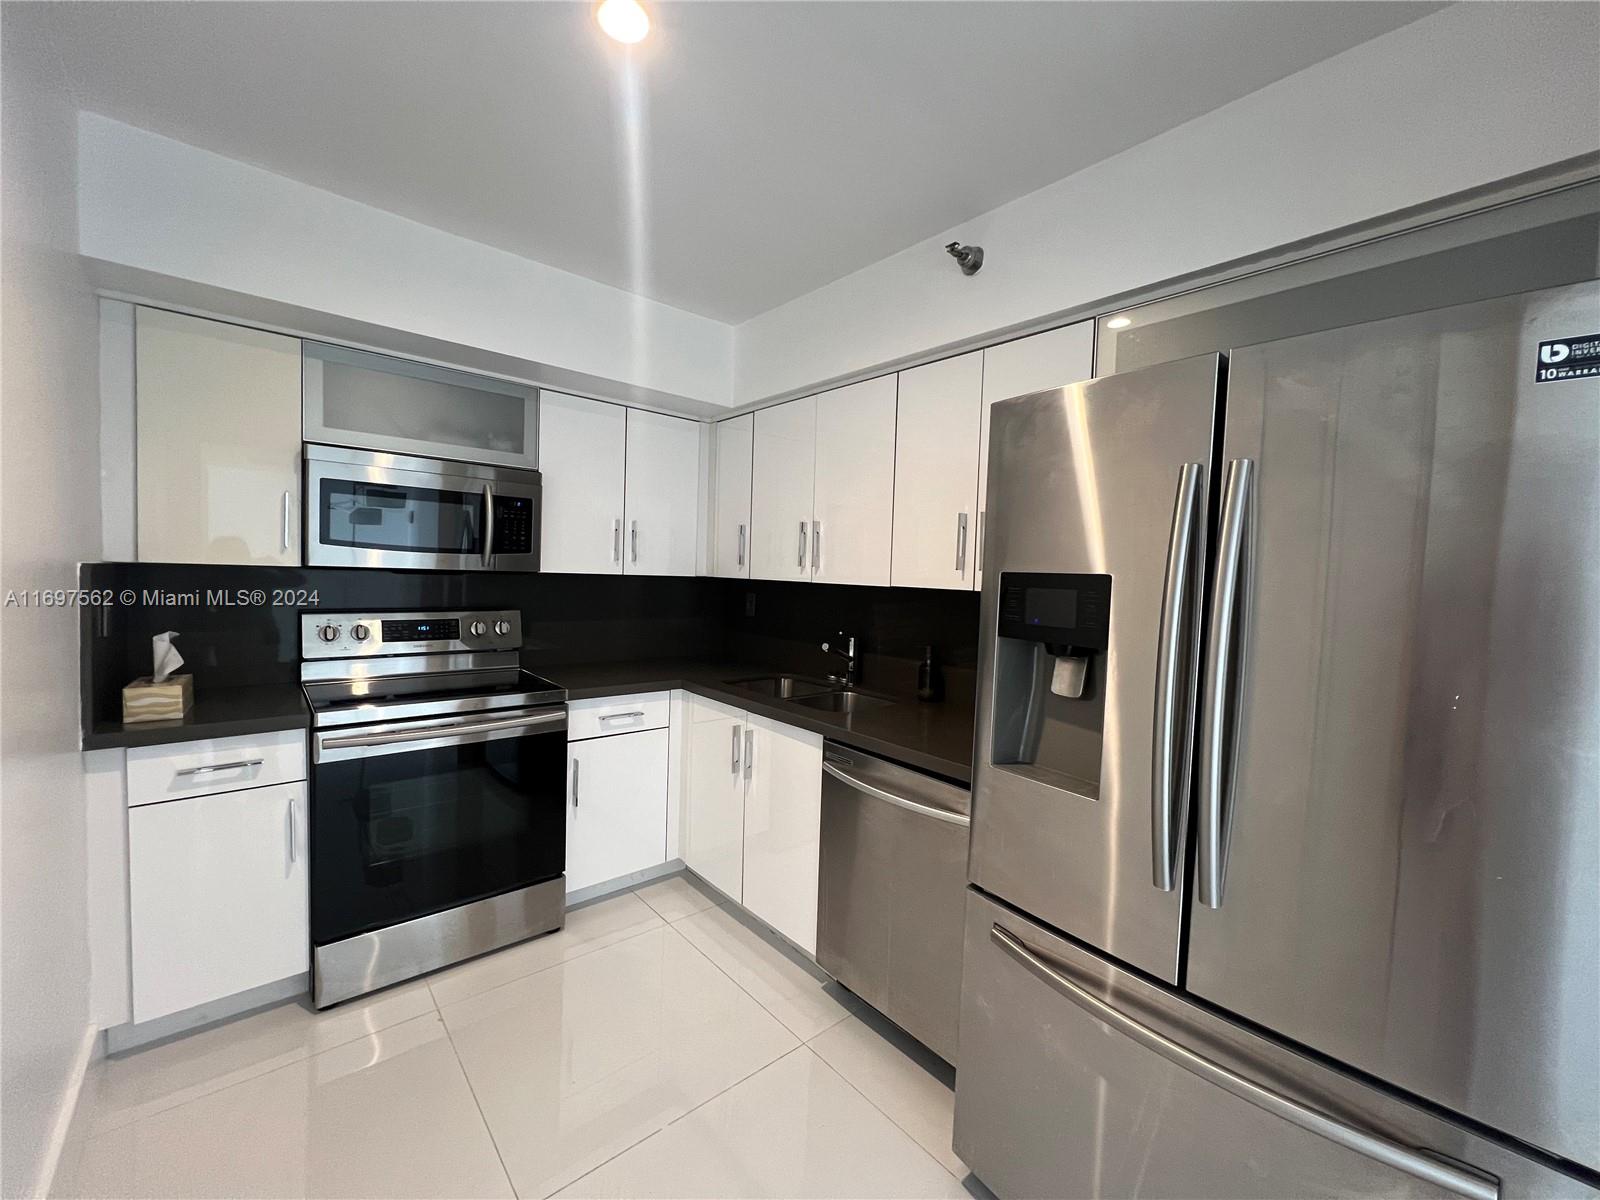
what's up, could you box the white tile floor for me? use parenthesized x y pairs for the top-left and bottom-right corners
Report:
(55, 874), (985, 1199)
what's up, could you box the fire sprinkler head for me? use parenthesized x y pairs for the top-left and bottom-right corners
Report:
(945, 242), (984, 276)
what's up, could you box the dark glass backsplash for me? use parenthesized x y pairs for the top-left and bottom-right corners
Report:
(80, 564), (980, 729)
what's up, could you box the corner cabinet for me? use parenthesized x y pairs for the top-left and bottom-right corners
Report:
(750, 396), (817, 581)
(135, 308), (303, 565)
(565, 716), (670, 894)
(624, 410), (701, 576)
(712, 414), (754, 578)
(683, 696), (749, 900)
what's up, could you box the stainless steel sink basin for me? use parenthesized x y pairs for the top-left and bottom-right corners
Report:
(789, 690), (896, 714)
(724, 674), (835, 699)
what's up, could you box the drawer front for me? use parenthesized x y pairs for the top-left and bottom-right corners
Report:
(127, 730), (308, 807)
(567, 692), (670, 741)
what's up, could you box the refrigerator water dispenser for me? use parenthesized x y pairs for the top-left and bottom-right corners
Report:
(990, 572), (1111, 798)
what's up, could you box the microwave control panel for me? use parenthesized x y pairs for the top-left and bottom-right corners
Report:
(491, 494), (536, 554)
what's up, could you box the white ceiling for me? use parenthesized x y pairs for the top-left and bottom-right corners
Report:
(40, 1), (1442, 323)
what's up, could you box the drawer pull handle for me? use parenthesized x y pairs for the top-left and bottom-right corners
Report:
(176, 759), (264, 778)
(599, 710), (646, 722)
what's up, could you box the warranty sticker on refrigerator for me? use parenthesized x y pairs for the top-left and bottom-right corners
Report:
(1536, 333), (1600, 383)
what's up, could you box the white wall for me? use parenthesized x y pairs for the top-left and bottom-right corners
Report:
(1, 9), (104, 1197)
(734, 3), (1600, 403)
(76, 114), (736, 408)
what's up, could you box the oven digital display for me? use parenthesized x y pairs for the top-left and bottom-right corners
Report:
(381, 618), (460, 642)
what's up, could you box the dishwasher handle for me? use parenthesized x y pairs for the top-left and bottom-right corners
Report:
(822, 760), (969, 828)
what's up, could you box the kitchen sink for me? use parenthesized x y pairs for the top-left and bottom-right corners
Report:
(724, 674), (836, 699)
(789, 689), (896, 714)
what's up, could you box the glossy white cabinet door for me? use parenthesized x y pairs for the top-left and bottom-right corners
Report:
(683, 697), (747, 901)
(812, 376), (897, 586)
(539, 391), (627, 574)
(135, 308), (302, 565)
(741, 714), (824, 954)
(712, 415), (754, 578)
(977, 321), (1094, 587)
(129, 783), (308, 1023)
(624, 409), (701, 576)
(891, 350), (983, 590)
(565, 728), (669, 894)
(750, 396), (816, 581)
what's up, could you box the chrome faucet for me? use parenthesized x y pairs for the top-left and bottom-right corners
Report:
(821, 633), (862, 688)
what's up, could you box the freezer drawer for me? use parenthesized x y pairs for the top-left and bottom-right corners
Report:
(816, 743), (969, 1064)
(954, 889), (1594, 1200)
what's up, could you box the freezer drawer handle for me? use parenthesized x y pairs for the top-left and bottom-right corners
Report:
(822, 760), (970, 828)
(989, 924), (1499, 1200)
(1198, 457), (1254, 908)
(1151, 462), (1204, 891)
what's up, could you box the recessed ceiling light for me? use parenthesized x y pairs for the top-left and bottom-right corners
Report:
(597, 0), (650, 44)
(1106, 316), (1132, 330)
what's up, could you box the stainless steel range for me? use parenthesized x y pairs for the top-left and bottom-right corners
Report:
(301, 610), (568, 1008)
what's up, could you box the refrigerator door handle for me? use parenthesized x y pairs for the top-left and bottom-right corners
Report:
(1152, 462), (1203, 891)
(1197, 457), (1254, 908)
(990, 924), (1500, 1200)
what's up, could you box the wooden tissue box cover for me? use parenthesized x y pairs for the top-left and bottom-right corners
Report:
(122, 674), (194, 724)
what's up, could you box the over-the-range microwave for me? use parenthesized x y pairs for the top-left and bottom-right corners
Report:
(304, 443), (541, 572)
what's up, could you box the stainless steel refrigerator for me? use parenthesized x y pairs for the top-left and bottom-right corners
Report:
(955, 280), (1599, 1198)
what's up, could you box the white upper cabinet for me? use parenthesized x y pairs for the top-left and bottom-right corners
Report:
(135, 308), (303, 565)
(712, 414), (754, 578)
(977, 322), (1094, 586)
(750, 396), (817, 581)
(740, 714), (824, 954)
(811, 376), (897, 586)
(624, 409), (701, 576)
(538, 390), (626, 574)
(891, 350), (983, 590)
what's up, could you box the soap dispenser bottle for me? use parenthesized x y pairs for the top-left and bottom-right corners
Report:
(916, 644), (944, 702)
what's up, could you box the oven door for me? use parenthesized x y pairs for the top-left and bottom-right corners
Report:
(310, 706), (567, 948)
(304, 444), (541, 571)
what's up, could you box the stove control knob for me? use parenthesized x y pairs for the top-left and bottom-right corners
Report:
(494, 619), (512, 637)
(350, 624), (370, 642)
(317, 624), (340, 643)
(469, 620), (488, 637)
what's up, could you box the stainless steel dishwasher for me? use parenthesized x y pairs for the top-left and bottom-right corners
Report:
(817, 741), (971, 1064)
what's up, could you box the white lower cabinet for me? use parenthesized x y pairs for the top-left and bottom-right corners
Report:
(129, 781), (309, 1023)
(682, 696), (823, 953)
(683, 697), (748, 901)
(565, 726), (669, 894)
(739, 714), (824, 954)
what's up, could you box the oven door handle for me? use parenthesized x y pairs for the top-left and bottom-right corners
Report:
(319, 709), (566, 752)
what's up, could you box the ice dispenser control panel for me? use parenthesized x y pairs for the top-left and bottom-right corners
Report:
(998, 573), (1110, 698)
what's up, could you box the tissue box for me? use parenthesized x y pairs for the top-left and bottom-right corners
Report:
(122, 674), (194, 724)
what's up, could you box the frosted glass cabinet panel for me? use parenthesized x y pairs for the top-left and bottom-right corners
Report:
(304, 342), (537, 468)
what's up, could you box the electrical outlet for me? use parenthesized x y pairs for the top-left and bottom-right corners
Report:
(744, 592), (756, 617)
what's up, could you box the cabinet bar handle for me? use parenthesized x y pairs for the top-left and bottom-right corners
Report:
(599, 710), (646, 722)
(282, 491), (292, 552)
(798, 521), (808, 569)
(731, 724), (741, 775)
(286, 795), (298, 864)
(176, 759), (263, 777)
(812, 522), (821, 573)
(631, 519), (638, 563)
(744, 727), (754, 781)
(572, 756), (580, 809)
(613, 518), (622, 563)
(955, 513), (969, 574)
(737, 523), (746, 567)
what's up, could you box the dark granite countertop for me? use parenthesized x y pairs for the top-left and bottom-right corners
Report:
(81, 684), (310, 751)
(534, 658), (975, 784)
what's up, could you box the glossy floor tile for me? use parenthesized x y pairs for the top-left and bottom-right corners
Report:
(633, 872), (722, 922)
(79, 980), (437, 1135)
(673, 902), (859, 1040)
(555, 1047), (971, 1199)
(427, 891), (663, 1008)
(440, 922), (800, 1197)
(809, 1011), (966, 1177)
(60, 1014), (513, 1199)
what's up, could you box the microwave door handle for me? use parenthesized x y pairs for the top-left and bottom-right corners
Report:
(1197, 457), (1254, 908)
(481, 484), (495, 567)
(1151, 463), (1203, 891)
(990, 925), (1499, 1200)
